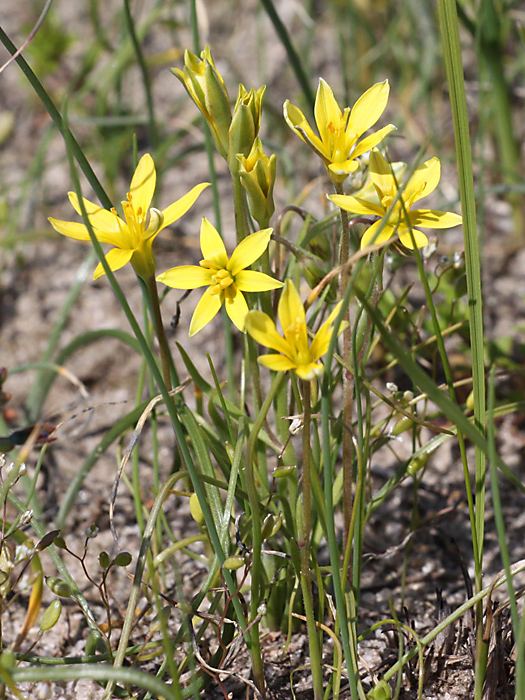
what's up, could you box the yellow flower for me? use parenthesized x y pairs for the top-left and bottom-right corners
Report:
(284, 79), (395, 183)
(156, 218), (283, 336)
(49, 154), (209, 280)
(245, 280), (346, 381)
(329, 149), (463, 249)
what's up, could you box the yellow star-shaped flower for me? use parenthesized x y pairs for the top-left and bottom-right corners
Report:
(284, 79), (395, 183)
(329, 149), (463, 249)
(49, 154), (209, 280)
(156, 218), (283, 336)
(245, 280), (346, 381)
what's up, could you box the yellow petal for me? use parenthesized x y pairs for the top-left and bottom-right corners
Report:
(235, 270), (283, 292)
(350, 124), (396, 160)
(360, 220), (396, 248)
(295, 362), (324, 381)
(48, 218), (92, 241)
(130, 154), (156, 215)
(348, 80), (390, 136)
(278, 281), (306, 337)
(403, 157), (441, 203)
(283, 101), (328, 161)
(93, 248), (134, 280)
(228, 228), (272, 276)
(199, 218), (228, 265)
(328, 160), (360, 177)
(157, 265), (212, 289)
(245, 310), (293, 357)
(329, 194), (384, 218)
(398, 228), (429, 249)
(161, 182), (210, 228)
(368, 149), (397, 200)
(310, 301), (346, 361)
(68, 193), (121, 238)
(258, 354), (297, 373)
(314, 79), (342, 142)
(189, 288), (222, 336)
(409, 209), (462, 229)
(224, 287), (249, 332)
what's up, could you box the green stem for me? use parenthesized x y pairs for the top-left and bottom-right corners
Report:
(334, 181), (354, 559)
(299, 380), (323, 700)
(230, 167), (251, 243)
(141, 275), (176, 391)
(437, 1), (487, 695)
(245, 371), (286, 695)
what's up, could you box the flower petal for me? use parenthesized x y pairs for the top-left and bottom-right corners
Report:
(368, 149), (396, 200)
(199, 218), (228, 265)
(278, 281), (306, 337)
(157, 265), (212, 289)
(48, 218), (92, 241)
(360, 220), (396, 248)
(68, 193), (122, 238)
(258, 354), (297, 373)
(295, 362), (324, 381)
(235, 270), (283, 292)
(228, 228), (272, 276)
(350, 124), (396, 159)
(310, 301), (346, 361)
(348, 80), (390, 136)
(329, 194), (383, 218)
(314, 79), (343, 142)
(161, 182), (210, 229)
(284, 101), (329, 161)
(93, 248), (134, 280)
(224, 287), (249, 332)
(403, 157), (441, 204)
(130, 154), (156, 215)
(398, 228), (429, 249)
(245, 310), (293, 357)
(328, 160), (360, 177)
(409, 209), (463, 229)
(189, 288), (222, 336)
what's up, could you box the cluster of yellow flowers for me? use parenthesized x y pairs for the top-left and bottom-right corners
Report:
(48, 47), (461, 381)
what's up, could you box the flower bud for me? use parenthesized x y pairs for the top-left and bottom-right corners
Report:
(237, 138), (276, 227)
(229, 85), (265, 164)
(172, 47), (231, 159)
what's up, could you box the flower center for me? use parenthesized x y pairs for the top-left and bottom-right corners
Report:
(381, 194), (405, 226)
(209, 268), (234, 295)
(326, 118), (349, 163)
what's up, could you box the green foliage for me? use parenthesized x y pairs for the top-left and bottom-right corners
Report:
(0, 0), (524, 698)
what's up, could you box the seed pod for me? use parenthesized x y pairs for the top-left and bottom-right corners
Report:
(99, 551), (111, 570)
(272, 465), (297, 479)
(391, 415), (414, 436)
(223, 555), (245, 570)
(40, 599), (62, 632)
(189, 492), (205, 526)
(45, 576), (72, 598)
(112, 552), (132, 567)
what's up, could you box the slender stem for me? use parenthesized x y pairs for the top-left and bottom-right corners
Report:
(299, 380), (323, 700)
(142, 275), (174, 391)
(230, 167), (251, 243)
(245, 371), (286, 697)
(333, 181), (354, 557)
